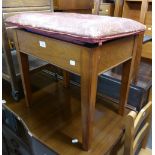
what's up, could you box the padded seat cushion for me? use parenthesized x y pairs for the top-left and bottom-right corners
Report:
(6, 12), (145, 44)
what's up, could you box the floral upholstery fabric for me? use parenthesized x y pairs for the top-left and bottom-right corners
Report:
(6, 12), (145, 44)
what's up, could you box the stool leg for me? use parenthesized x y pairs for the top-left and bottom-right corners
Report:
(17, 52), (32, 107)
(81, 49), (99, 150)
(63, 70), (70, 88)
(132, 33), (144, 83)
(119, 36), (138, 115)
(119, 59), (132, 115)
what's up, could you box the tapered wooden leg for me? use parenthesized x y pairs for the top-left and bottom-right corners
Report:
(119, 36), (138, 115)
(63, 70), (70, 88)
(17, 52), (32, 107)
(119, 59), (132, 115)
(132, 33), (144, 84)
(81, 49), (100, 150)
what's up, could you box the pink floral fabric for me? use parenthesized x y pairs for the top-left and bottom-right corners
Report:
(6, 12), (145, 44)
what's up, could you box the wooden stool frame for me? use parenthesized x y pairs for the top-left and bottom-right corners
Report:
(14, 29), (140, 150)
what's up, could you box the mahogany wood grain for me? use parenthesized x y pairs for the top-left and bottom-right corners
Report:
(16, 30), (82, 74)
(14, 28), (139, 150)
(14, 30), (32, 107)
(17, 52), (32, 107)
(119, 36), (138, 115)
(98, 36), (134, 74)
(3, 78), (127, 155)
(80, 48), (100, 150)
(63, 70), (70, 88)
(132, 33), (144, 83)
(119, 59), (133, 115)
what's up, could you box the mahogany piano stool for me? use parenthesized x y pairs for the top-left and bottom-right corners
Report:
(13, 29), (139, 151)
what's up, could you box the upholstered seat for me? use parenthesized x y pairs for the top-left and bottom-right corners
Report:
(6, 12), (145, 44)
